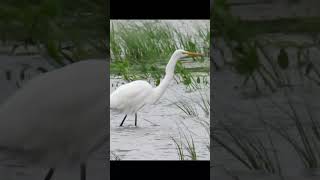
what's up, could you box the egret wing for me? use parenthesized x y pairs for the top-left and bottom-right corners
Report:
(110, 80), (153, 113)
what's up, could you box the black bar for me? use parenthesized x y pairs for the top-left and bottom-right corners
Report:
(111, 161), (210, 179)
(111, 0), (210, 19)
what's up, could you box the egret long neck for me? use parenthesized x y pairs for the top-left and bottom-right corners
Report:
(151, 53), (180, 103)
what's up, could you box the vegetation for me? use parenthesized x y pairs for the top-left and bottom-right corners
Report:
(212, 0), (320, 178)
(110, 20), (210, 161)
(171, 117), (209, 160)
(110, 20), (209, 86)
(0, 0), (107, 66)
(212, 0), (320, 92)
(171, 134), (197, 160)
(171, 96), (210, 160)
(267, 94), (320, 169)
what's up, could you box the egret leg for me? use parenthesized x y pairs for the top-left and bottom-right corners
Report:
(81, 163), (86, 180)
(135, 113), (137, 126)
(44, 168), (54, 180)
(120, 115), (127, 126)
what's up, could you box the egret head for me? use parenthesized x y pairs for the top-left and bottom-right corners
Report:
(173, 49), (203, 60)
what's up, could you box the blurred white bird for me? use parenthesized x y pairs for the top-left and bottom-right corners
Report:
(0, 60), (107, 180)
(110, 49), (202, 126)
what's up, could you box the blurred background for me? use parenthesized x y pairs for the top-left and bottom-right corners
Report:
(212, 0), (320, 179)
(0, 0), (108, 179)
(0, 0), (108, 99)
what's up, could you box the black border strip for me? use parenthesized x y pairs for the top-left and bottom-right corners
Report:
(110, 0), (210, 19)
(110, 160), (210, 179)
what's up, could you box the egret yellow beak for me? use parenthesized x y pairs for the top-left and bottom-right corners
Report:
(183, 51), (203, 57)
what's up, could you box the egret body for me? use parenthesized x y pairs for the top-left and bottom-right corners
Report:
(0, 60), (108, 180)
(110, 49), (202, 126)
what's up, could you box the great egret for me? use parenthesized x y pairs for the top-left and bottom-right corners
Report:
(0, 60), (107, 180)
(110, 49), (202, 126)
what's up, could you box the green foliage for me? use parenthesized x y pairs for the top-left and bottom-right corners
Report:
(110, 21), (209, 86)
(0, 0), (107, 65)
(110, 22), (177, 63)
(111, 60), (136, 81)
(174, 100), (199, 117)
(171, 133), (198, 160)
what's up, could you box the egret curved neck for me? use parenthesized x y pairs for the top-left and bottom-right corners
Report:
(152, 53), (180, 103)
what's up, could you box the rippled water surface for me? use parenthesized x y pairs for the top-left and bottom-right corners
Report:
(110, 77), (210, 160)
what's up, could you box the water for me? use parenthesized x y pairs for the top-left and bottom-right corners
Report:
(110, 77), (210, 160)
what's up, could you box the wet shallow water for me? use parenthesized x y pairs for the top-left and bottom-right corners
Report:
(110, 77), (210, 160)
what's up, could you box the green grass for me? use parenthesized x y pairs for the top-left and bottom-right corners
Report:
(171, 136), (186, 160)
(111, 21), (176, 63)
(174, 100), (199, 117)
(171, 132), (198, 160)
(110, 21), (209, 85)
(190, 77), (210, 116)
(171, 115), (210, 160)
(194, 117), (210, 151)
(173, 86), (210, 117)
(111, 21), (209, 62)
(172, 75), (210, 116)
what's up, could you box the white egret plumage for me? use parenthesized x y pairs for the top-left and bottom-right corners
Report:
(110, 49), (202, 126)
(0, 60), (107, 180)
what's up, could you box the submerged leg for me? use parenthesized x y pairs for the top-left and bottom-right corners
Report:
(135, 113), (137, 126)
(120, 115), (127, 126)
(81, 163), (86, 180)
(44, 168), (55, 180)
